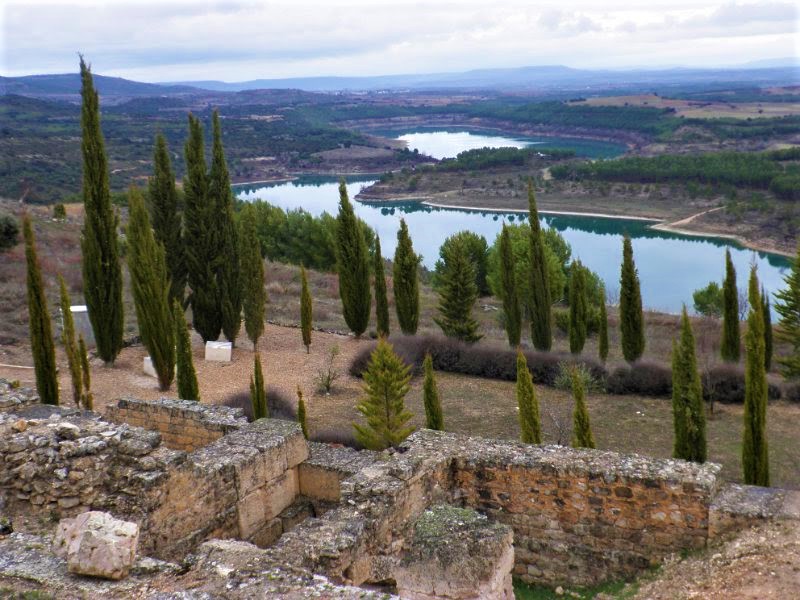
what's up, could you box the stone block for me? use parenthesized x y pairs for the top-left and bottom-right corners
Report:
(264, 468), (299, 521)
(143, 356), (157, 378)
(278, 497), (314, 533)
(249, 517), (283, 548)
(299, 463), (343, 502)
(285, 431), (310, 468)
(63, 305), (95, 347)
(237, 487), (269, 539)
(205, 341), (232, 362)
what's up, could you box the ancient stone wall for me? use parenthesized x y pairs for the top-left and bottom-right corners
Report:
(0, 379), (39, 413)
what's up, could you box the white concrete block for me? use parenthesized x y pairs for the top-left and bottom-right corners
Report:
(205, 340), (232, 362)
(61, 305), (95, 347)
(143, 356), (157, 378)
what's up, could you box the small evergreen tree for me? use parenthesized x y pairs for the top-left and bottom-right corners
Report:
(23, 216), (58, 405)
(721, 249), (741, 362)
(300, 266), (312, 353)
(434, 238), (482, 343)
(571, 369), (595, 449)
(78, 334), (93, 410)
(598, 286), (609, 363)
(762, 288), (773, 372)
(58, 276), (82, 406)
(297, 385), (309, 439)
(499, 223), (521, 347)
(619, 236), (645, 362)
(353, 338), (415, 450)
(671, 307), (707, 463)
(774, 244), (800, 379)
(516, 350), (541, 444)
(422, 353), (444, 431)
(250, 352), (268, 420)
(393, 219), (420, 335)
(239, 204), (266, 348)
(173, 300), (199, 401)
(374, 236), (390, 338)
(743, 267), (769, 486)
(527, 182), (552, 351)
(335, 180), (371, 336)
(568, 260), (588, 354)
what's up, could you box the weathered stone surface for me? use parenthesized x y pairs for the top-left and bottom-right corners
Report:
(0, 379), (39, 413)
(709, 483), (800, 538)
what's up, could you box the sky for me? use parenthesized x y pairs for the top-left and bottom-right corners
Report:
(1, 0), (798, 82)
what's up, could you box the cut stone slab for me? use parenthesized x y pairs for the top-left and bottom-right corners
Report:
(143, 356), (156, 378)
(63, 305), (95, 347)
(53, 511), (139, 580)
(205, 341), (232, 362)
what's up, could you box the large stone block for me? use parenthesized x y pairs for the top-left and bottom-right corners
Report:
(299, 462), (343, 502)
(205, 341), (232, 362)
(265, 468), (300, 521)
(237, 487), (269, 539)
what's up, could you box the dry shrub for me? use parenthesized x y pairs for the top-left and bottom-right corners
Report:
(704, 363), (782, 404)
(607, 361), (672, 397)
(310, 426), (364, 450)
(222, 386), (297, 422)
(784, 382), (800, 403)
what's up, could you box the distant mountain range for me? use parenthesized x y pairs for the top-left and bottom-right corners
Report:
(0, 73), (200, 97)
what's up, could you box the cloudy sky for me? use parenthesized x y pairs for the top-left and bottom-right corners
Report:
(1, 0), (797, 81)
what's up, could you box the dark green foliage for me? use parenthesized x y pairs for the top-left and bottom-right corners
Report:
(0, 213), (19, 252)
(498, 224), (521, 347)
(568, 259), (588, 354)
(300, 266), (312, 353)
(598, 290), (609, 363)
(434, 237), (482, 343)
(422, 353), (444, 431)
(173, 300), (199, 401)
(78, 334), (93, 410)
(671, 308), (707, 463)
(23, 216), (58, 405)
(147, 133), (185, 305)
(58, 276), (82, 406)
(53, 203), (66, 219)
(250, 353), (268, 420)
(762, 289), (773, 372)
(393, 219), (420, 335)
(619, 236), (645, 363)
(297, 386), (309, 439)
(693, 281), (724, 318)
(721, 250), (741, 362)
(335, 179), (371, 336)
(775, 245), (800, 379)
(210, 111), (241, 344)
(79, 57), (124, 365)
(571, 369), (595, 449)
(516, 351), (541, 444)
(527, 183), (552, 351)
(373, 237), (390, 338)
(434, 231), (489, 296)
(743, 267), (769, 486)
(434, 146), (575, 172)
(353, 338), (414, 450)
(239, 204), (266, 348)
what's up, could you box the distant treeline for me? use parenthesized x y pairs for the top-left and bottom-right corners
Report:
(434, 146), (575, 171)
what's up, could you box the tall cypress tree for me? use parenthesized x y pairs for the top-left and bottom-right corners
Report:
(23, 216), (58, 405)
(499, 223), (521, 347)
(239, 204), (266, 348)
(58, 275), (82, 406)
(527, 182), (552, 351)
(598, 286), (609, 363)
(79, 56), (123, 365)
(147, 132), (185, 305)
(762, 288), (773, 372)
(78, 334), (93, 410)
(183, 113), (221, 342)
(743, 267), (769, 486)
(721, 249), (741, 362)
(619, 236), (645, 362)
(671, 307), (707, 463)
(434, 238), (482, 343)
(250, 352), (268, 420)
(300, 266), (313, 353)
(516, 350), (542, 444)
(127, 187), (175, 391)
(571, 370), (595, 449)
(374, 236), (390, 338)
(173, 299), (199, 401)
(210, 110), (241, 344)
(393, 218), (420, 335)
(422, 353), (444, 431)
(297, 385), (309, 439)
(568, 260), (588, 355)
(335, 179), (371, 336)
(775, 245), (800, 379)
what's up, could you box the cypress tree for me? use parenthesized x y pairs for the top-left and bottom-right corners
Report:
(374, 236), (390, 338)
(619, 236), (645, 362)
(393, 219), (420, 335)
(598, 287), (609, 363)
(297, 385), (309, 439)
(516, 350), (542, 444)
(743, 267), (769, 486)
(147, 132), (185, 305)
(250, 352), (268, 420)
(239, 204), (266, 348)
(353, 338), (415, 450)
(422, 353), (444, 431)
(499, 223), (521, 347)
(23, 216), (58, 405)
(173, 299), (199, 401)
(183, 113), (221, 342)
(775, 245), (800, 379)
(527, 182), (552, 351)
(58, 276), (82, 406)
(762, 288), (773, 372)
(335, 179), (371, 336)
(434, 238), (482, 343)
(79, 56), (123, 365)
(300, 266), (312, 353)
(568, 260), (588, 355)
(671, 307), (707, 463)
(210, 110), (241, 344)
(721, 249), (741, 362)
(78, 335), (93, 410)
(127, 188), (175, 391)
(571, 369), (595, 449)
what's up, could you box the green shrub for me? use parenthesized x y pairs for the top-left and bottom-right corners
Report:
(0, 213), (19, 252)
(52, 203), (67, 219)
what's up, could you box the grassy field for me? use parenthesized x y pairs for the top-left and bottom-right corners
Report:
(570, 94), (800, 119)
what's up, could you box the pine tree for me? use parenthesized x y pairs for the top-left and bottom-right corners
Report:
(78, 335), (93, 410)
(762, 288), (773, 372)
(671, 307), (707, 462)
(210, 110), (241, 344)
(598, 286), (609, 363)
(774, 244), (800, 379)
(173, 300), (199, 401)
(58, 276), (82, 406)
(527, 182), (552, 351)
(619, 236), (645, 362)
(434, 238), (482, 343)
(499, 223), (521, 347)
(250, 352), (268, 420)
(353, 338), (415, 450)
(300, 266), (312, 353)
(23, 216), (58, 405)
(297, 385), (309, 439)
(239, 204), (266, 348)
(335, 179), (371, 336)
(422, 353), (444, 431)
(743, 266), (769, 486)
(516, 351), (541, 444)
(568, 260), (588, 354)
(147, 132), (185, 305)
(374, 236), (390, 338)
(571, 369), (595, 449)
(721, 249), (741, 362)
(393, 219), (420, 335)
(79, 56), (123, 365)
